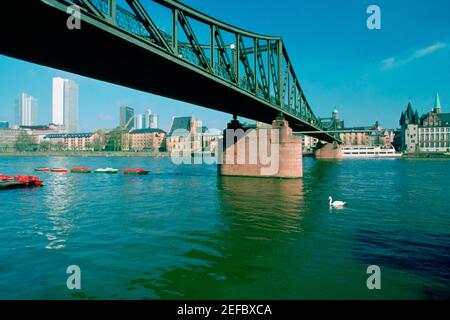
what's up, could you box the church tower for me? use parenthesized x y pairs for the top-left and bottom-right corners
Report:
(433, 93), (442, 114)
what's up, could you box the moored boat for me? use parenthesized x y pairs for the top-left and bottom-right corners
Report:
(13, 175), (44, 186)
(0, 174), (11, 181)
(95, 168), (119, 174)
(51, 168), (68, 173)
(123, 168), (149, 175)
(35, 167), (50, 172)
(0, 175), (43, 190)
(71, 167), (92, 173)
(342, 146), (402, 159)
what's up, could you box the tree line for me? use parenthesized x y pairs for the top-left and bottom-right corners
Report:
(12, 128), (127, 152)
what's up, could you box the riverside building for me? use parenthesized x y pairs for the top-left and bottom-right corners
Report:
(44, 132), (98, 151)
(128, 128), (166, 151)
(399, 94), (450, 153)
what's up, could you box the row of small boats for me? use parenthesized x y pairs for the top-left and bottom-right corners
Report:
(1, 167), (150, 191)
(34, 167), (149, 175)
(0, 174), (44, 190)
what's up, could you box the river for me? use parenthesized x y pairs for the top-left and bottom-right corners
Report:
(0, 156), (449, 299)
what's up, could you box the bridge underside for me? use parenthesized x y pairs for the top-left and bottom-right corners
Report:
(0, 1), (333, 142)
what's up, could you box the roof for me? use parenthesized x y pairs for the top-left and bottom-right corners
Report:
(438, 113), (450, 125)
(435, 93), (442, 109)
(20, 125), (52, 130)
(129, 128), (166, 134)
(45, 133), (94, 138)
(168, 117), (192, 136)
(400, 101), (419, 125)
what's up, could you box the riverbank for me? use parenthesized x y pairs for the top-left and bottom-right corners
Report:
(0, 151), (170, 158)
(403, 152), (450, 159)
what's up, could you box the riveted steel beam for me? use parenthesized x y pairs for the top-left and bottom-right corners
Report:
(75, 0), (107, 18)
(177, 11), (212, 72)
(214, 27), (236, 83)
(255, 40), (269, 99)
(126, 0), (173, 53)
(238, 37), (255, 92)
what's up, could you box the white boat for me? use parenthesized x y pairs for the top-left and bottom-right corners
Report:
(342, 146), (402, 159)
(95, 168), (119, 174)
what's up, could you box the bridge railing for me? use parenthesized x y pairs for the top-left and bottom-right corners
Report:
(65, 0), (340, 138)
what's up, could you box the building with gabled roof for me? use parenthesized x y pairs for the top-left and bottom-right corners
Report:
(127, 128), (166, 151)
(166, 116), (202, 152)
(399, 94), (450, 153)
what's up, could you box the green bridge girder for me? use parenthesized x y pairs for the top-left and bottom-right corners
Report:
(29, 0), (340, 142)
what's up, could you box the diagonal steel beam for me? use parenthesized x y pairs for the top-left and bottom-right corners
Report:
(268, 45), (279, 102)
(255, 40), (269, 99)
(238, 37), (255, 91)
(214, 27), (236, 83)
(74, 0), (107, 18)
(126, 0), (173, 53)
(177, 11), (212, 72)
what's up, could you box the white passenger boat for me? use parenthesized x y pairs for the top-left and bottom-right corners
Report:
(342, 146), (402, 159)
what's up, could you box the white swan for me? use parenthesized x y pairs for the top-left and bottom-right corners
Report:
(329, 196), (346, 208)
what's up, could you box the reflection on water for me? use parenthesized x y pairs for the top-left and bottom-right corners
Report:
(44, 173), (74, 250)
(0, 156), (449, 299)
(218, 176), (305, 235)
(147, 176), (305, 299)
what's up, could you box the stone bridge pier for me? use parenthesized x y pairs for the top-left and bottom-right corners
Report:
(218, 117), (303, 178)
(314, 142), (343, 159)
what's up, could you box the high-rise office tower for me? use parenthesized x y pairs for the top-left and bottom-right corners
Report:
(145, 109), (152, 129)
(136, 114), (144, 129)
(150, 113), (159, 129)
(120, 106), (135, 130)
(144, 109), (159, 129)
(52, 77), (79, 133)
(15, 93), (38, 126)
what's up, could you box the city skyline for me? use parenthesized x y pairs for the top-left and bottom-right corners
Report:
(1, 0), (449, 132)
(1, 74), (446, 133)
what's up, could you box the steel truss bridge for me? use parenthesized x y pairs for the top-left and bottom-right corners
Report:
(0, 0), (340, 142)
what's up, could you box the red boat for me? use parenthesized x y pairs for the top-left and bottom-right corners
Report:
(0, 175), (43, 190)
(123, 168), (149, 175)
(51, 168), (68, 173)
(35, 167), (50, 172)
(71, 167), (92, 173)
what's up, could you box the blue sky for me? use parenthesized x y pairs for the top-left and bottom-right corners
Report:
(0, 0), (449, 132)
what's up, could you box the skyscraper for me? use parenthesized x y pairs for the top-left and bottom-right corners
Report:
(52, 77), (79, 133)
(136, 114), (144, 129)
(15, 93), (38, 126)
(150, 113), (159, 129)
(144, 109), (159, 129)
(120, 106), (135, 130)
(145, 109), (152, 129)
